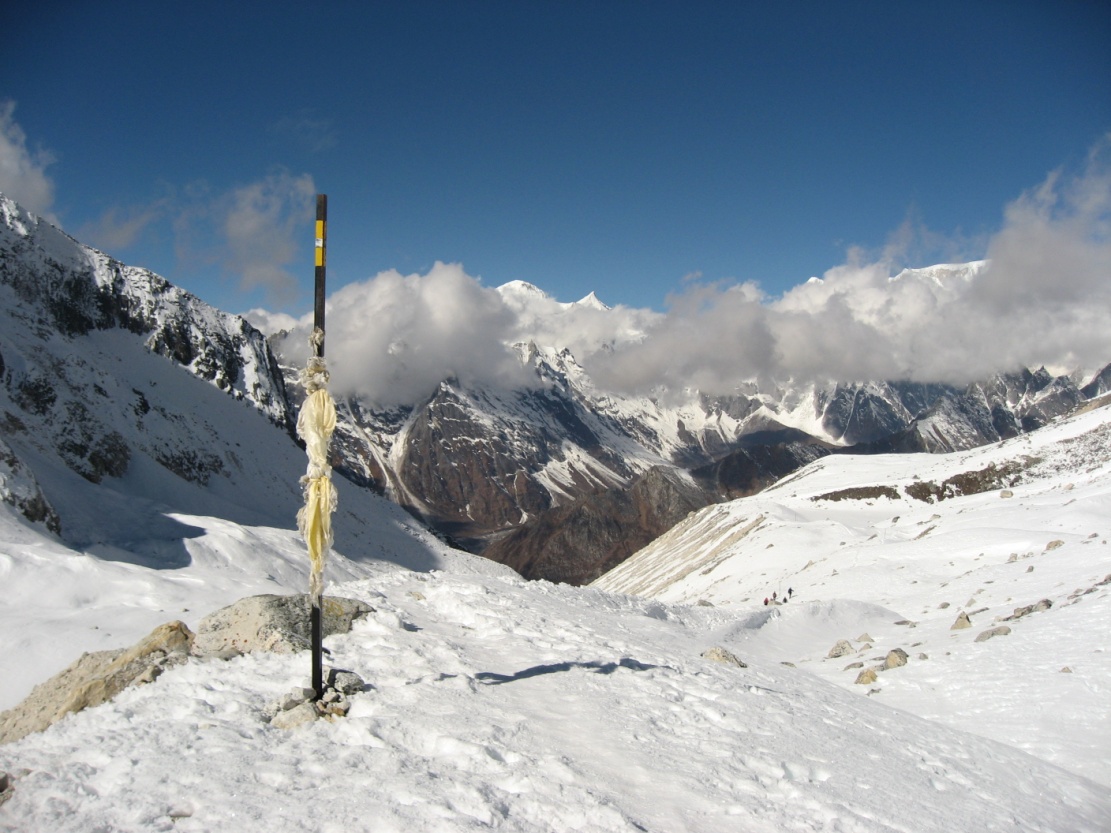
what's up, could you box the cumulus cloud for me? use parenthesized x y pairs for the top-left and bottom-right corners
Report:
(590, 137), (1111, 393)
(0, 101), (58, 222)
(274, 263), (535, 406)
(260, 138), (1111, 407)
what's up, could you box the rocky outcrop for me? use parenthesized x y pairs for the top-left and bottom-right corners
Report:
(0, 620), (194, 745)
(0, 594), (375, 745)
(480, 466), (712, 585)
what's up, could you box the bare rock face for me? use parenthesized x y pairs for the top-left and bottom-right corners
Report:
(481, 466), (711, 585)
(191, 594), (374, 659)
(0, 620), (194, 745)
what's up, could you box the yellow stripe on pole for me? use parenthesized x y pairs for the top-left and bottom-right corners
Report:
(315, 219), (326, 266)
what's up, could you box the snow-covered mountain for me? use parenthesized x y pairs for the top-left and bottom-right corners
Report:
(270, 274), (1104, 582)
(2, 189), (1105, 591)
(0, 399), (1108, 831)
(595, 394), (1111, 789)
(1, 192), (1110, 829)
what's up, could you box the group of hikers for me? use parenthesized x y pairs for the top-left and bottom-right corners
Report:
(764, 587), (793, 606)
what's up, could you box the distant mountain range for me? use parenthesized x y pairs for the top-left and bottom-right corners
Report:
(2, 191), (1108, 586)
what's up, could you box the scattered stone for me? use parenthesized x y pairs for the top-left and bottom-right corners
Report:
(192, 594), (374, 659)
(827, 640), (854, 659)
(843, 661), (864, 671)
(856, 633), (874, 643)
(917, 653), (929, 661)
(0, 770), (11, 807)
(0, 620), (194, 745)
(327, 668), (366, 695)
(1026, 566), (1035, 573)
(1045, 540), (1065, 552)
(408, 590), (426, 602)
(1000, 489), (1014, 499)
(780, 662), (796, 668)
(884, 649), (909, 670)
(271, 701), (318, 730)
(975, 626), (1012, 643)
(1060, 666), (1073, 674)
(857, 643), (873, 653)
(696, 599), (714, 607)
(701, 646), (747, 668)
(893, 620), (917, 628)
(950, 611), (972, 630)
(1007, 553), (1019, 563)
(938, 602), (950, 609)
(1004, 599), (1052, 621)
(855, 668), (878, 685)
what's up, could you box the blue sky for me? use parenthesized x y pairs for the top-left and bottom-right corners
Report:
(2, 1), (1109, 321)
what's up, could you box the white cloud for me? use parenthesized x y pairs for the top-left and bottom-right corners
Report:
(587, 138), (1111, 393)
(222, 172), (316, 303)
(0, 101), (58, 222)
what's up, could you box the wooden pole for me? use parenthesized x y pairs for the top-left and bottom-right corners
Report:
(311, 193), (327, 698)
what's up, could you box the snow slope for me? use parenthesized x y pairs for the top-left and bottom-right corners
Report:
(0, 414), (1109, 828)
(1, 552), (1109, 831)
(595, 399), (1111, 790)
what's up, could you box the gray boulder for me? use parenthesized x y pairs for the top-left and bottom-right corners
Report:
(975, 626), (1012, 643)
(192, 594), (374, 659)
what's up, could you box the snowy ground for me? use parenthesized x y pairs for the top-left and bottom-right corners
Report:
(597, 400), (1111, 792)
(1, 407), (1110, 829)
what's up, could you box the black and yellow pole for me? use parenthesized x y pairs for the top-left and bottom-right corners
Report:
(310, 193), (327, 698)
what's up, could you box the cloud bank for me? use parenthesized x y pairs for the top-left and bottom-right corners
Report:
(266, 137), (1111, 407)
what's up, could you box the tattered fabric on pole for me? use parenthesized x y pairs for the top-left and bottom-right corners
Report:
(296, 333), (337, 604)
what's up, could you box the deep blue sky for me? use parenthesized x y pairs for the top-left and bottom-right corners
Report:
(2, 1), (1109, 317)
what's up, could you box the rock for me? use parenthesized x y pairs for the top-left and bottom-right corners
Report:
(843, 661), (864, 671)
(271, 701), (318, 730)
(854, 668), (878, 685)
(327, 668), (367, 695)
(950, 611), (972, 630)
(1045, 539), (1065, 552)
(884, 649), (909, 670)
(0, 620), (194, 745)
(856, 633), (874, 643)
(938, 602), (950, 609)
(917, 653), (929, 661)
(0, 770), (12, 807)
(1000, 489), (1014, 498)
(1004, 599), (1052, 621)
(1060, 666), (1073, 674)
(827, 639), (855, 659)
(192, 594), (374, 658)
(701, 646), (747, 668)
(975, 626), (1012, 643)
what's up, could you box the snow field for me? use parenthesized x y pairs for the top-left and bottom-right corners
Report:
(3, 563), (1109, 832)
